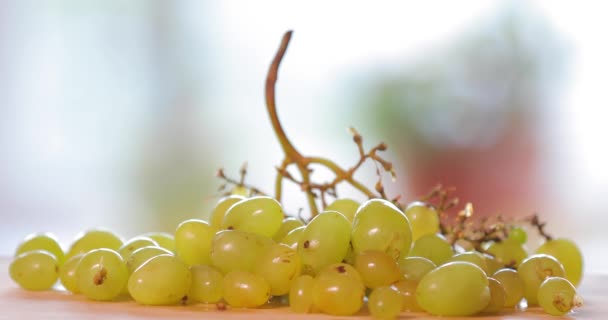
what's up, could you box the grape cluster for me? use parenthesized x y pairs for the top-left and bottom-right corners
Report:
(9, 195), (584, 318)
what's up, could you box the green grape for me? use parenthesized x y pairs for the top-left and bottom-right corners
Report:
(254, 243), (301, 295)
(76, 248), (127, 301)
(404, 201), (439, 241)
(10, 250), (58, 291)
(316, 263), (363, 282)
(448, 251), (488, 274)
(352, 199), (412, 260)
(517, 254), (565, 305)
(538, 277), (583, 316)
(175, 219), (216, 266)
(66, 229), (123, 259)
(279, 226), (304, 250)
(208, 195), (245, 229)
(15, 233), (65, 266)
(141, 232), (175, 252)
(210, 230), (272, 274)
(493, 268), (525, 307)
(508, 226), (527, 244)
(325, 198), (360, 223)
(392, 279), (422, 311)
(289, 275), (315, 313)
(298, 211), (351, 275)
(189, 264), (223, 303)
(272, 217), (304, 242)
(483, 253), (504, 275)
(398, 256), (436, 282)
(59, 253), (84, 293)
(416, 261), (490, 316)
(223, 271), (270, 308)
(408, 233), (453, 265)
(483, 277), (506, 313)
(353, 250), (401, 289)
(222, 196), (283, 238)
(368, 286), (403, 319)
(485, 238), (527, 267)
(231, 185), (251, 197)
(126, 246), (172, 274)
(536, 238), (583, 287)
(128, 254), (191, 305)
(117, 236), (158, 260)
(312, 266), (365, 315)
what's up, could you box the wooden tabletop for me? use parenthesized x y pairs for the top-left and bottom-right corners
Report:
(1, 257), (605, 319)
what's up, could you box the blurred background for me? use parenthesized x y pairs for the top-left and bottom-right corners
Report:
(1, 1), (607, 273)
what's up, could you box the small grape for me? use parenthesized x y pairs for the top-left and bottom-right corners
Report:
(485, 238), (527, 267)
(517, 254), (565, 305)
(353, 250), (401, 289)
(175, 219), (216, 266)
(312, 265), (365, 316)
(398, 256), (436, 282)
(278, 226), (304, 250)
(117, 236), (158, 260)
(368, 286), (403, 319)
(126, 246), (172, 274)
(272, 217), (304, 242)
(128, 254), (191, 305)
(10, 250), (58, 291)
(508, 226), (527, 244)
(493, 268), (525, 307)
(392, 279), (422, 311)
(210, 230), (273, 274)
(66, 229), (123, 259)
(448, 251), (489, 274)
(289, 275), (315, 313)
(298, 211), (351, 275)
(76, 248), (127, 301)
(59, 253), (84, 293)
(483, 253), (504, 275)
(536, 238), (583, 287)
(15, 233), (65, 266)
(189, 264), (223, 303)
(538, 277), (583, 316)
(325, 198), (360, 223)
(208, 195), (245, 229)
(223, 271), (270, 308)
(140, 232), (175, 252)
(483, 277), (506, 313)
(222, 196), (283, 238)
(408, 233), (453, 266)
(254, 243), (301, 295)
(404, 201), (440, 241)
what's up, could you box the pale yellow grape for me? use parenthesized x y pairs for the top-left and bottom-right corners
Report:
(117, 236), (158, 260)
(222, 196), (283, 238)
(392, 279), (422, 311)
(175, 219), (216, 266)
(398, 256), (436, 282)
(15, 233), (65, 266)
(448, 251), (489, 274)
(493, 268), (525, 307)
(254, 243), (301, 295)
(279, 226), (304, 249)
(190, 264), (223, 303)
(353, 250), (401, 289)
(485, 238), (528, 267)
(408, 233), (453, 265)
(517, 254), (565, 305)
(312, 267), (365, 315)
(536, 238), (583, 287)
(273, 218), (304, 242)
(141, 232), (175, 252)
(208, 195), (245, 228)
(223, 271), (270, 308)
(76, 248), (127, 301)
(59, 253), (84, 293)
(368, 286), (403, 319)
(483, 253), (504, 275)
(538, 277), (583, 316)
(325, 198), (360, 223)
(404, 201), (439, 241)
(298, 211), (351, 275)
(316, 263), (363, 282)
(128, 254), (191, 305)
(352, 199), (412, 260)
(483, 277), (506, 313)
(416, 261), (490, 316)
(210, 230), (272, 274)
(126, 246), (172, 274)
(10, 250), (58, 291)
(66, 229), (123, 259)
(289, 275), (315, 313)
(231, 185), (251, 197)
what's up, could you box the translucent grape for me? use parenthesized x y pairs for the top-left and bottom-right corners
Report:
(10, 250), (58, 291)
(316, 263), (362, 282)
(483, 253), (504, 275)
(76, 248), (127, 301)
(279, 226), (304, 250)
(289, 275), (315, 313)
(493, 268), (525, 307)
(231, 185), (251, 197)
(66, 229), (123, 259)
(126, 246), (172, 274)
(189, 264), (223, 303)
(208, 195), (245, 229)
(210, 230), (272, 274)
(223, 271), (270, 308)
(128, 254), (191, 305)
(408, 233), (453, 265)
(272, 217), (304, 242)
(416, 261), (490, 316)
(448, 251), (488, 274)
(517, 254), (565, 305)
(351, 199), (412, 260)
(485, 238), (527, 267)
(483, 277), (506, 313)
(141, 232), (175, 252)
(398, 256), (436, 282)
(59, 253), (84, 293)
(312, 265), (365, 315)
(368, 286), (403, 319)
(404, 201), (439, 241)
(392, 279), (422, 311)
(353, 250), (401, 289)
(222, 196), (283, 238)
(538, 277), (583, 316)
(175, 219), (216, 266)
(508, 226), (527, 244)
(325, 198), (360, 223)
(15, 233), (65, 266)
(536, 238), (583, 287)
(117, 236), (158, 260)
(254, 243), (301, 295)
(298, 211), (351, 275)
